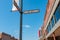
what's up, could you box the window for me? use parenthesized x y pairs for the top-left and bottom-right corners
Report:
(54, 3), (60, 22)
(46, 2), (60, 34)
(47, 26), (49, 33)
(47, 22), (51, 33)
(51, 17), (55, 28)
(50, 21), (52, 30)
(47, 16), (55, 33)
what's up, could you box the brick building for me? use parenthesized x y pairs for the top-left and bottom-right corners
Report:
(0, 32), (18, 40)
(38, 0), (60, 40)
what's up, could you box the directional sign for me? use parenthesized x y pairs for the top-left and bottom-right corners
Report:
(23, 9), (40, 14)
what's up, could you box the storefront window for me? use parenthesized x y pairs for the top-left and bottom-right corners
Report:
(50, 21), (52, 30)
(47, 26), (49, 33)
(47, 16), (55, 33)
(54, 4), (60, 22)
(51, 17), (55, 28)
(47, 22), (51, 33)
(46, 3), (60, 34)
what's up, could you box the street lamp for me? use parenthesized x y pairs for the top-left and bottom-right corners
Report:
(12, 0), (40, 40)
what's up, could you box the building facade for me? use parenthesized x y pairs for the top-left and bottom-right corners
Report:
(0, 32), (18, 40)
(39, 0), (60, 40)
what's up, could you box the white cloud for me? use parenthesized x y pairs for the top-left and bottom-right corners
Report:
(23, 25), (31, 28)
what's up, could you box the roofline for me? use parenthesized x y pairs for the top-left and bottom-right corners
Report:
(0, 32), (18, 40)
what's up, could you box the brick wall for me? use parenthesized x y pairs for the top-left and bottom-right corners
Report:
(41, 0), (56, 39)
(44, 0), (55, 28)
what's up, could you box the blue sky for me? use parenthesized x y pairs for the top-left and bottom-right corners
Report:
(0, 0), (48, 40)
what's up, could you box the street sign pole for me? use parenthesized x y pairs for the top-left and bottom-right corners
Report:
(20, 0), (23, 40)
(20, 12), (23, 40)
(13, 0), (40, 40)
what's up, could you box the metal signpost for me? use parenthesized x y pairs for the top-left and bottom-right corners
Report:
(12, 0), (40, 40)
